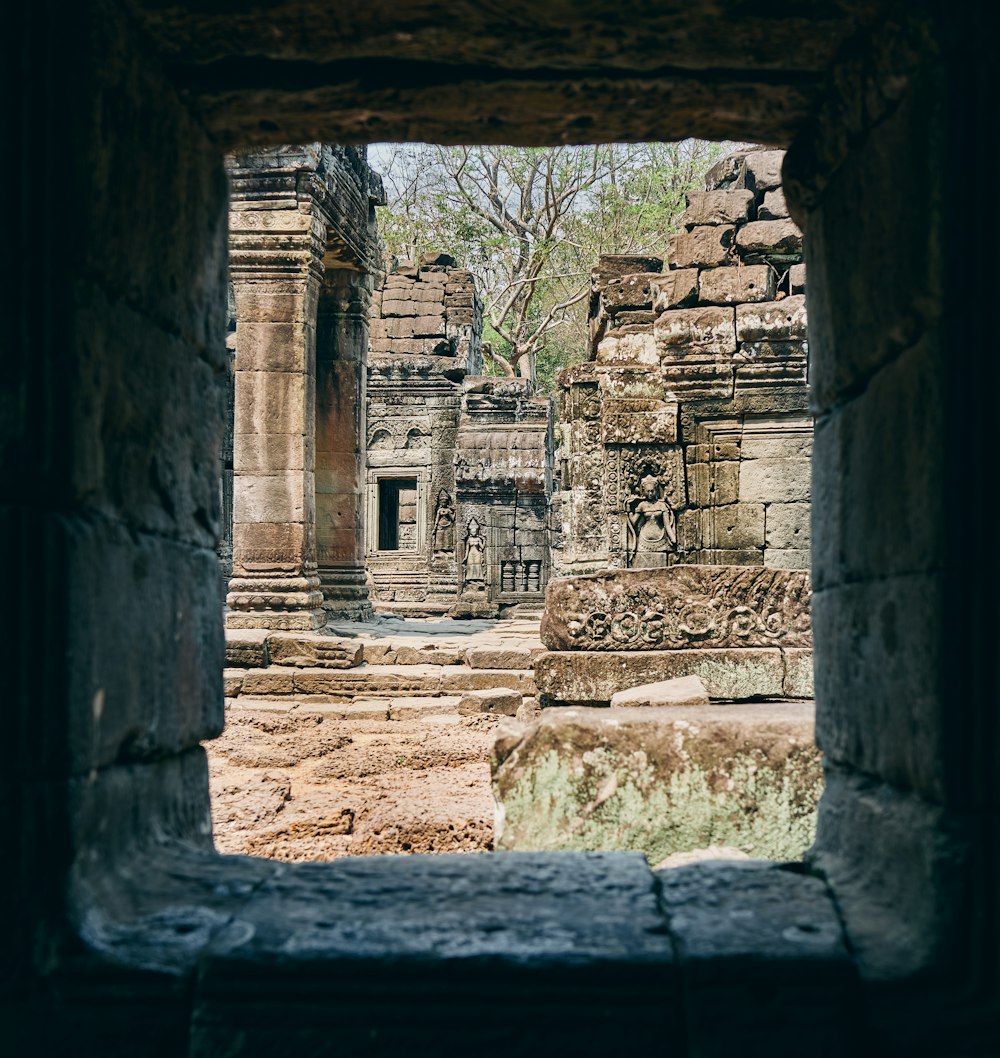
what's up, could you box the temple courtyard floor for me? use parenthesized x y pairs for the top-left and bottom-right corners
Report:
(209, 616), (544, 860)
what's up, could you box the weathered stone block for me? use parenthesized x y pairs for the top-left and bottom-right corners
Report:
(236, 320), (310, 372)
(736, 220), (803, 257)
(234, 370), (309, 437)
(765, 548), (811, 570)
(458, 688), (522, 716)
(595, 332), (658, 365)
(788, 263), (807, 293)
(813, 572), (947, 802)
(683, 188), (754, 227)
(232, 471), (313, 524)
(736, 295), (807, 341)
(225, 633), (269, 668)
(371, 314), (447, 340)
(686, 461), (739, 506)
(541, 565), (811, 652)
(672, 226), (734, 268)
(812, 334), (942, 590)
(601, 399), (677, 445)
(266, 633), (363, 669)
(654, 306), (736, 358)
(609, 310), (656, 328)
(602, 272), (661, 310)
(241, 668), (296, 696)
(650, 269), (699, 311)
(465, 645), (541, 670)
(233, 432), (308, 475)
(765, 502), (810, 549)
(740, 457), (811, 503)
(594, 253), (663, 285)
(711, 502), (766, 550)
(661, 361), (734, 399)
(736, 150), (785, 193)
(759, 188), (789, 219)
(698, 264), (775, 305)
(658, 860), (856, 1054)
(782, 648), (815, 698)
(610, 675), (710, 708)
(492, 703), (821, 859)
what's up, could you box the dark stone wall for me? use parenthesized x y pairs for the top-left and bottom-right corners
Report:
(6, 0), (229, 995)
(6, 0), (999, 1053)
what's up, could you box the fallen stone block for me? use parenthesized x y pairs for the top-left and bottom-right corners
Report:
(610, 675), (710, 708)
(651, 845), (749, 870)
(266, 633), (364, 669)
(491, 703), (821, 861)
(458, 688), (522, 716)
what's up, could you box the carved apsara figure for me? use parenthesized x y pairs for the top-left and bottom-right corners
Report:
(463, 517), (486, 582)
(625, 474), (677, 568)
(432, 490), (456, 551)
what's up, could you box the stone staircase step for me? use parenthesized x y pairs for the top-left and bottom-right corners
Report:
(226, 665), (535, 700)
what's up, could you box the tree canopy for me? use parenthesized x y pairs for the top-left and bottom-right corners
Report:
(371, 141), (733, 390)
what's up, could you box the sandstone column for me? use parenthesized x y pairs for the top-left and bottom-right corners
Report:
(225, 182), (326, 630)
(315, 266), (373, 619)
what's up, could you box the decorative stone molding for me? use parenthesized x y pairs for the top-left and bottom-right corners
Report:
(541, 565), (811, 652)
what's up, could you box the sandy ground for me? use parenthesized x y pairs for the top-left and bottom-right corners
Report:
(211, 615), (543, 861)
(208, 699), (505, 860)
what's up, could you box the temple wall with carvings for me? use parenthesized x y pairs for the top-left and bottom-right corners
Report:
(552, 149), (810, 576)
(365, 255), (556, 616)
(364, 255), (473, 612)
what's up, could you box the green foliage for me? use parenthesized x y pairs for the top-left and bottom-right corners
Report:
(371, 141), (738, 391)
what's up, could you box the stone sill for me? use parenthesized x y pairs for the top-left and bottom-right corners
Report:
(69, 846), (859, 1054)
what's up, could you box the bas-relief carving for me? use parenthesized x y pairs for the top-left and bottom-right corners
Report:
(432, 489), (456, 551)
(540, 566), (811, 651)
(603, 446), (684, 566)
(625, 474), (676, 568)
(463, 517), (486, 583)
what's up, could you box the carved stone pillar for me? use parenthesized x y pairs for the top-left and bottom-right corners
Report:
(225, 189), (326, 630)
(315, 267), (373, 619)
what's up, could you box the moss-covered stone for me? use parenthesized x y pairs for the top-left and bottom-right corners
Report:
(492, 703), (821, 862)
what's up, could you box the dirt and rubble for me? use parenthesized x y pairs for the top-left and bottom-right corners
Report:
(208, 617), (543, 860)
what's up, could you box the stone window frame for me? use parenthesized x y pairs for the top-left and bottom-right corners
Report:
(16, 6), (993, 1052)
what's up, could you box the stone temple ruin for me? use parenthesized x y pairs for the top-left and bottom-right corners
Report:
(365, 257), (554, 616)
(15, 4), (996, 1051)
(215, 145), (820, 866)
(554, 148), (809, 577)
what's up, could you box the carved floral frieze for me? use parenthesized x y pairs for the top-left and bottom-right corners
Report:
(541, 565), (811, 651)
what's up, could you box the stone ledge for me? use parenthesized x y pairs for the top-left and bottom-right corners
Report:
(534, 648), (811, 706)
(492, 704), (821, 861)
